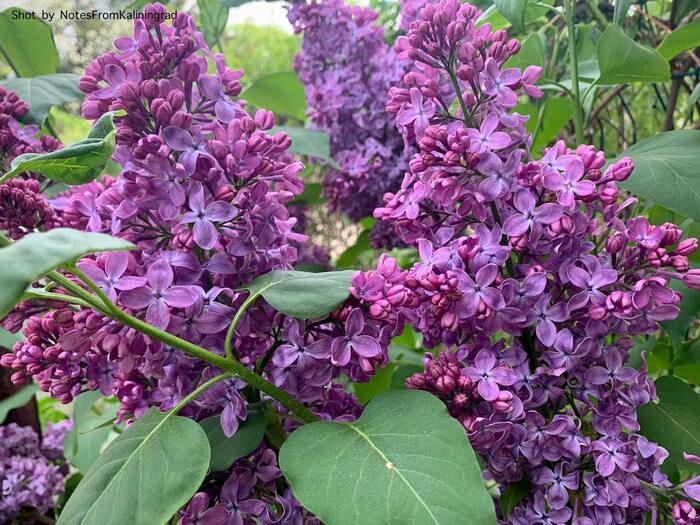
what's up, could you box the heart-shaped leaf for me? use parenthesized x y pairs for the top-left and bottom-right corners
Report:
(279, 390), (497, 525)
(0, 8), (58, 77)
(272, 126), (332, 162)
(57, 408), (210, 525)
(241, 270), (355, 319)
(597, 25), (670, 85)
(0, 228), (135, 318)
(638, 376), (700, 473)
(617, 130), (700, 223)
(3, 111), (121, 185)
(200, 409), (266, 471)
(241, 71), (307, 121)
(0, 74), (83, 125)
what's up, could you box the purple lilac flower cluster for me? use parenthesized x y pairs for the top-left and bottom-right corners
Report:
(287, 0), (414, 225)
(0, 5), (406, 522)
(0, 87), (63, 240)
(371, 0), (700, 522)
(0, 422), (68, 523)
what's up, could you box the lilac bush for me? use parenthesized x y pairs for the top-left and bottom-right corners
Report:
(371, 0), (700, 521)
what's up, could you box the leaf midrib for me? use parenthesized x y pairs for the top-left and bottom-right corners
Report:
(346, 422), (441, 525)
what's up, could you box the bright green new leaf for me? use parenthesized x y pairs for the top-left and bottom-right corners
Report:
(0, 384), (38, 424)
(476, 6), (510, 30)
(241, 270), (354, 319)
(658, 19), (700, 60)
(493, 0), (553, 32)
(2, 111), (122, 185)
(597, 25), (670, 85)
(0, 228), (135, 318)
(638, 376), (700, 473)
(198, 0), (229, 48)
(272, 126), (332, 162)
(64, 392), (116, 473)
(617, 130), (700, 223)
(279, 390), (497, 525)
(0, 74), (83, 125)
(200, 409), (266, 471)
(241, 71), (307, 121)
(57, 407), (210, 525)
(0, 8), (59, 77)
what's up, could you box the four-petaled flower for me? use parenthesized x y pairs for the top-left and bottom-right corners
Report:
(502, 190), (563, 237)
(307, 308), (381, 367)
(467, 114), (511, 153)
(462, 349), (517, 401)
(181, 183), (237, 250)
(77, 252), (146, 302)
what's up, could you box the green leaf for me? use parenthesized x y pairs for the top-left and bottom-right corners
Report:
(241, 270), (354, 319)
(476, 6), (511, 30)
(272, 126), (332, 162)
(241, 71), (306, 121)
(658, 19), (700, 60)
(200, 409), (266, 471)
(336, 230), (372, 269)
(198, 0), (228, 48)
(57, 408), (210, 525)
(3, 111), (122, 185)
(0, 326), (24, 349)
(638, 376), (700, 473)
(597, 25), (670, 85)
(518, 97), (572, 151)
(499, 479), (531, 520)
(617, 130), (700, 223)
(292, 182), (326, 205)
(0, 228), (135, 318)
(671, 339), (700, 368)
(0, 383), (38, 424)
(64, 392), (114, 473)
(354, 364), (398, 405)
(0, 74), (83, 125)
(661, 280), (700, 348)
(493, 0), (552, 32)
(0, 8), (59, 77)
(279, 390), (497, 525)
(613, 0), (634, 24)
(504, 33), (545, 70)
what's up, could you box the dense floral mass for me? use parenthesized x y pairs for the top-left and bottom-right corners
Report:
(288, 0), (413, 225)
(1, 0), (700, 523)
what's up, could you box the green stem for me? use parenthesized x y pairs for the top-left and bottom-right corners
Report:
(170, 373), (233, 415)
(69, 265), (122, 317)
(564, 0), (585, 143)
(21, 290), (93, 309)
(446, 63), (473, 126)
(45, 272), (318, 423)
(223, 292), (258, 361)
(585, 0), (608, 27)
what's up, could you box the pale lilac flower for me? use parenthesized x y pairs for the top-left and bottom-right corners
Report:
(502, 190), (563, 237)
(396, 87), (435, 138)
(467, 114), (511, 153)
(77, 252), (146, 301)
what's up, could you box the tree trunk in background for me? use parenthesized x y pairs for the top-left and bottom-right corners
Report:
(0, 366), (41, 435)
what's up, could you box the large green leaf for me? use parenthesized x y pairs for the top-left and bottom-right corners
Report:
(0, 383), (38, 424)
(597, 25), (670, 85)
(661, 280), (700, 348)
(57, 408), (210, 525)
(64, 392), (116, 473)
(0, 8), (58, 77)
(0, 229), (135, 318)
(279, 390), (497, 525)
(241, 71), (306, 121)
(272, 126), (332, 162)
(638, 376), (700, 473)
(493, 0), (552, 32)
(617, 130), (700, 223)
(198, 0), (228, 48)
(0, 74), (83, 125)
(200, 409), (266, 471)
(658, 19), (700, 60)
(241, 270), (354, 319)
(3, 111), (121, 185)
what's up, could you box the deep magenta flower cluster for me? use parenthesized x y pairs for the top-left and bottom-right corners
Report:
(0, 87), (63, 240)
(0, 422), (69, 522)
(0, 5), (404, 522)
(287, 0), (414, 224)
(372, 1), (700, 522)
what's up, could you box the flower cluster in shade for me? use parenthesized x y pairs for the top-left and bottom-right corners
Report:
(0, 4), (405, 521)
(0, 87), (63, 240)
(0, 422), (71, 522)
(367, 0), (700, 522)
(287, 0), (415, 230)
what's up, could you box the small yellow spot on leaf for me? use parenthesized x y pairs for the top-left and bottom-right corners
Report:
(385, 462), (394, 470)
